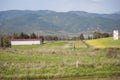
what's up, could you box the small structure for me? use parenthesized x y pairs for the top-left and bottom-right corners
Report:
(11, 39), (41, 45)
(113, 29), (119, 40)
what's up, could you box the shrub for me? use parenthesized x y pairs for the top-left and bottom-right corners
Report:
(0, 35), (11, 48)
(106, 48), (117, 58)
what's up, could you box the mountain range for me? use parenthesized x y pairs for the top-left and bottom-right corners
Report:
(0, 10), (120, 36)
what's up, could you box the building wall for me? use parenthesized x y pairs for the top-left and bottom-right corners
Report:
(11, 41), (41, 45)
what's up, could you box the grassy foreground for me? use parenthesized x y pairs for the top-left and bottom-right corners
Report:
(0, 40), (120, 79)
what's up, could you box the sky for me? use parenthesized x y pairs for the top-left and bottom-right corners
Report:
(0, 0), (120, 14)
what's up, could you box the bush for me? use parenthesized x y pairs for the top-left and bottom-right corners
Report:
(0, 35), (11, 48)
(106, 48), (117, 58)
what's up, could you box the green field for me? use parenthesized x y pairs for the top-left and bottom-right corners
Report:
(0, 39), (120, 79)
(12, 41), (87, 50)
(85, 37), (120, 48)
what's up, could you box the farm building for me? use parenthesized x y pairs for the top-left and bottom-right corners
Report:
(11, 39), (41, 45)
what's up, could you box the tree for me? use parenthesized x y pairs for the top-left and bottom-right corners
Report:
(23, 34), (29, 39)
(44, 35), (58, 41)
(39, 36), (44, 44)
(19, 32), (29, 39)
(0, 36), (3, 48)
(44, 35), (52, 41)
(93, 32), (101, 39)
(71, 36), (77, 40)
(19, 32), (24, 39)
(13, 33), (19, 39)
(30, 32), (37, 39)
(88, 35), (92, 40)
(3, 36), (11, 48)
(93, 32), (110, 39)
(102, 33), (110, 38)
(53, 36), (58, 41)
(79, 33), (84, 40)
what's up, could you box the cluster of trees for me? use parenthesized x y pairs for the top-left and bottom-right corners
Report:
(93, 32), (112, 39)
(44, 35), (59, 41)
(12, 32), (60, 41)
(72, 32), (112, 40)
(13, 32), (44, 43)
(13, 32), (39, 39)
(72, 33), (84, 40)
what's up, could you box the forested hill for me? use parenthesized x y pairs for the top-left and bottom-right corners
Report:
(0, 10), (120, 35)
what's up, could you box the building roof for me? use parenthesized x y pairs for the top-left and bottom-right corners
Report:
(11, 39), (41, 41)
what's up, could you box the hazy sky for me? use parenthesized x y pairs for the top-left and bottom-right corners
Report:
(0, 0), (120, 14)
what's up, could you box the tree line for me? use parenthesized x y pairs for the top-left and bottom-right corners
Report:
(0, 31), (112, 48)
(0, 32), (60, 48)
(93, 32), (112, 39)
(71, 32), (112, 40)
(12, 32), (59, 41)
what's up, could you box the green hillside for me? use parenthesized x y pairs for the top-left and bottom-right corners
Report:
(85, 37), (120, 48)
(0, 10), (120, 34)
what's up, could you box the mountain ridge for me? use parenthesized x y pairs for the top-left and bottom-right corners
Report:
(0, 10), (120, 35)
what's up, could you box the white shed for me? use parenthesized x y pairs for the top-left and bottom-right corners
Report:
(11, 39), (41, 45)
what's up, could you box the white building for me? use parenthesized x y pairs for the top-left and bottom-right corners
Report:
(11, 39), (41, 45)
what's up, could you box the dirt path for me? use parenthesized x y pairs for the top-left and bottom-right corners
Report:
(63, 44), (71, 48)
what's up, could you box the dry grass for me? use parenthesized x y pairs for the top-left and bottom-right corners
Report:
(0, 41), (120, 79)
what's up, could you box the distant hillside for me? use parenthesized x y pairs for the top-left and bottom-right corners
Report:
(0, 10), (120, 35)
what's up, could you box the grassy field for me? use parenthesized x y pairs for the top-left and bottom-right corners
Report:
(12, 41), (87, 50)
(85, 37), (120, 48)
(0, 40), (120, 79)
